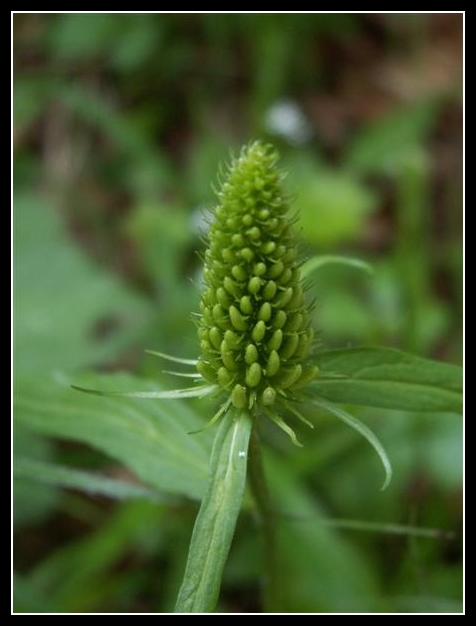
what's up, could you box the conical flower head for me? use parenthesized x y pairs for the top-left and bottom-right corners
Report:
(73, 140), (393, 482)
(197, 141), (318, 410)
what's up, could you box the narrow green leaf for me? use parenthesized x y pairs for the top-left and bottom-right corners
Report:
(313, 347), (462, 413)
(301, 255), (373, 280)
(162, 371), (202, 379)
(14, 457), (167, 502)
(175, 409), (252, 613)
(264, 408), (303, 447)
(71, 383), (217, 399)
(14, 372), (211, 500)
(280, 515), (455, 540)
(145, 350), (198, 365)
(310, 397), (392, 490)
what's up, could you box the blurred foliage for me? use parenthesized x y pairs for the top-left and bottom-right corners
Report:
(14, 193), (153, 376)
(13, 13), (462, 613)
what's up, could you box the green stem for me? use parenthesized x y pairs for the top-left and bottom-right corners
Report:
(247, 422), (280, 612)
(174, 408), (252, 613)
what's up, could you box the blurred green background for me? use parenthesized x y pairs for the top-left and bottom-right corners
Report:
(13, 13), (463, 613)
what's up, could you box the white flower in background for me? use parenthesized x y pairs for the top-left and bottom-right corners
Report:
(265, 100), (313, 145)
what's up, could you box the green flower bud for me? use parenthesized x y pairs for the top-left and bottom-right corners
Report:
(196, 141), (317, 409)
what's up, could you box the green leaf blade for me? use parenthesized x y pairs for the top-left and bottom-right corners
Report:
(175, 409), (252, 613)
(313, 347), (462, 413)
(14, 457), (167, 502)
(14, 372), (212, 500)
(14, 193), (152, 377)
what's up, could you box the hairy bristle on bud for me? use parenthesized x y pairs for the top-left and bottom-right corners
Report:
(197, 141), (318, 410)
